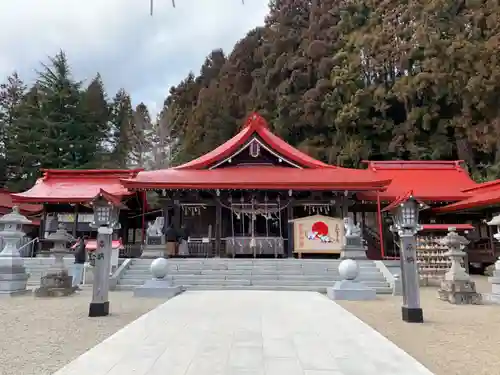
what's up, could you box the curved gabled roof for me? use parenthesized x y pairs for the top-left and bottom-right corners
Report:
(175, 113), (332, 169)
(0, 189), (42, 214)
(12, 169), (141, 204)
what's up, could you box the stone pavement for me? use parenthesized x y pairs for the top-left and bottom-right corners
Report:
(53, 291), (434, 375)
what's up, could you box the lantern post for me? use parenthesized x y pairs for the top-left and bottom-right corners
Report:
(388, 195), (424, 323)
(88, 192), (122, 317)
(486, 214), (500, 303)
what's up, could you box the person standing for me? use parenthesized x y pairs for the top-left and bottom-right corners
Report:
(164, 225), (177, 258)
(72, 236), (87, 289)
(178, 224), (190, 257)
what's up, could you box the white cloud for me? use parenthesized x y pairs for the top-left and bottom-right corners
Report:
(0, 0), (269, 113)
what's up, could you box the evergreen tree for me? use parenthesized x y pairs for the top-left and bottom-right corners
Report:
(108, 89), (134, 168)
(0, 72), (26, 187)
(36, 50), (84, 168)
(130, 103), (153, 168)
(79, 74), (110, 167)
(5, 87), (46, 191)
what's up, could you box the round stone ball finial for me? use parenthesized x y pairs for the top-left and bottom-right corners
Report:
(338, 259), (359, 281)
(150, 257), (168, 279)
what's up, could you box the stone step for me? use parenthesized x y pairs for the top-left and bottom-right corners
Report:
(115, 284), (393, 294)
(130, 259), (375, 266)
(121, 272), (385, 282)
(117, 277), (389, 288)
(124, 266), (380, 274)
(127, 266), (379, 274)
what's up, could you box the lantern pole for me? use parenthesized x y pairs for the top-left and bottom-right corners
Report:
(88, 194), (121, 317)
(389, 196), (424, 323)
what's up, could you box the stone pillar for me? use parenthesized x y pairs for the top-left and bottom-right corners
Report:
(89, 226), (113, 316)
(34, 224), (76, 297)
(0, 207), (32, 296)
(438, 228), (481, 304)
(486, 257), (500, 303)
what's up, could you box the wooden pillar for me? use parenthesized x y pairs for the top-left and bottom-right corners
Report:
(286, 200), (294, 258)
(215, 199), (222, 257)
(39, 207), (47, 239)
(334, 196), (342, 217)
(122, 218), (129, 245)
(72, 204), (79, 238)
(341, 194), (348, 218)
(141, 190), (147, 245)
(162, 199), (170, 231)
(173, 198), (181, 232)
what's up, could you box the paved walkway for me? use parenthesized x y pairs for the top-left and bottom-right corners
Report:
(53, 291), (433, 375)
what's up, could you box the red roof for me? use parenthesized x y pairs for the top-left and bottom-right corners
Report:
(357, 161), (477, 202)
(176, 113), (331, 169)
(12, 169), (141, 204)
(121, 165), (391, 191)
(435, 179), (500, 213)
(0, 189), (42, 214)
(122, 113), (391, 191)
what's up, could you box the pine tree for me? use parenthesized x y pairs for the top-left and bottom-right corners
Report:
(36, 50), (84, 168)
(79, 74), (109, 167)
(108, 89), (134, 168)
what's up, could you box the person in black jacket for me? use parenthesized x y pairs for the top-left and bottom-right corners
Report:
(72, 236), (87, 289)
(177, 224), (190, 257)
(164, 225), (177, 258)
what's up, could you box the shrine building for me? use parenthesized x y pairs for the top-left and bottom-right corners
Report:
(10, 113), (500, 265)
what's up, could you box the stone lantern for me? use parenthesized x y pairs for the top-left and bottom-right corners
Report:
(387, 194), (424, 323)
(437, 228), (480, 304)
(34, 223), (76, 297)
(88, 192), (123, 317)
(486, 214), (500, 303)
(0, 206), (32, 296)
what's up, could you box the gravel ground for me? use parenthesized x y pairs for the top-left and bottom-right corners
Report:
(0, 288), (163, 375)
(337, 275), (500, 375)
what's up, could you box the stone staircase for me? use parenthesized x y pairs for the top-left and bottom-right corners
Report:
(117, 258), (392, 294)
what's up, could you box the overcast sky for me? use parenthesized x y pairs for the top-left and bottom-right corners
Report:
(0, 0), (269, 115)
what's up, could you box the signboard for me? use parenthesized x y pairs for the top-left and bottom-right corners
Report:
(58, 213), (94, 223)
(292, 215), (344, 254)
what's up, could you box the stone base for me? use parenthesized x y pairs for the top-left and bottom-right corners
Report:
(340, 237), (367, 259)
(141, 245), (165, 259)
(134, 279), (183, 298)
(0, 271), (29, 295)
(438, 279), (482, 305)
(402, 306), (424, 323)
(340, 247), (367, 259)
(326, 280), (376, 301)
(89, 301), (110, 317)
(34, 271), (77, 297)
(0, 289), (31, 297)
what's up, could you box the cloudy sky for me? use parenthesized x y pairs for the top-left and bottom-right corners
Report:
(0, 0), (269, 114)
